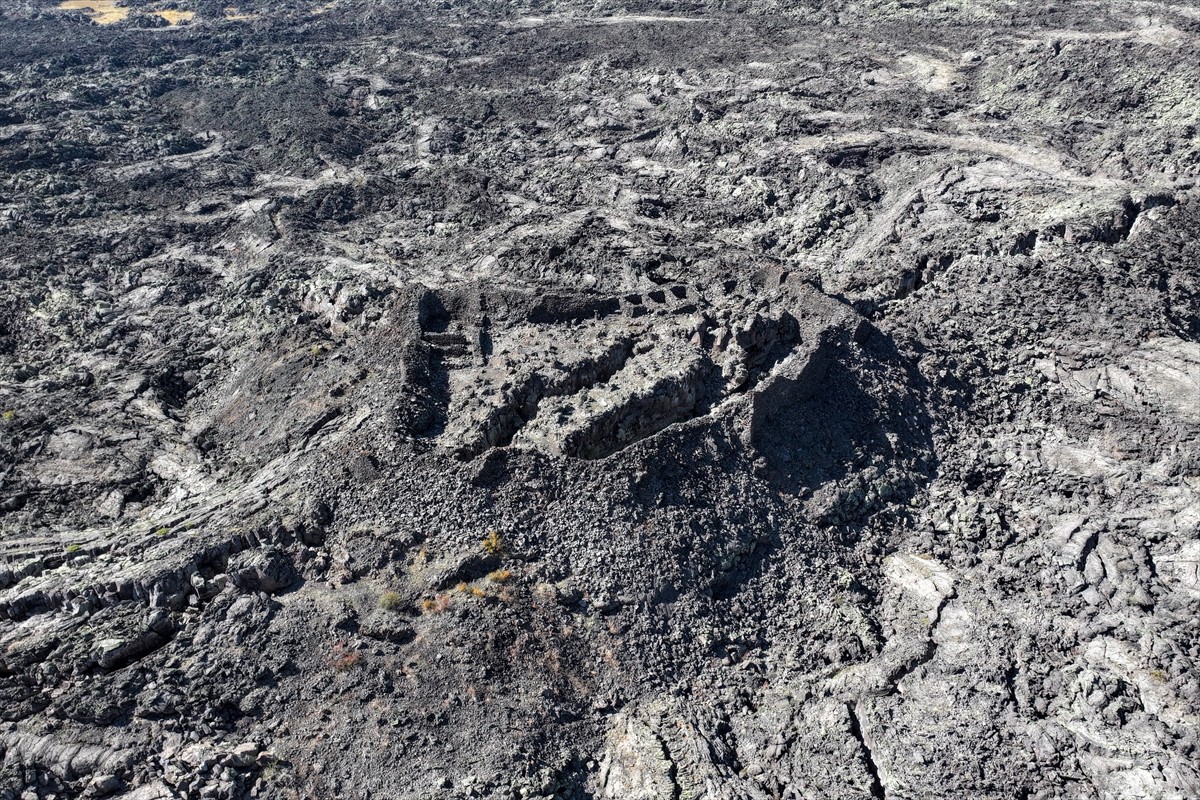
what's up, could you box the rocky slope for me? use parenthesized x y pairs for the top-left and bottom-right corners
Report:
(1, 0), (1199, 798)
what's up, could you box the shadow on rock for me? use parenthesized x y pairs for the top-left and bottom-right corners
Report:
(749, 322), (935, 505)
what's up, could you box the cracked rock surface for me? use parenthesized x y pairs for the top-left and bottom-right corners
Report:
(1, 0), (1199, 798)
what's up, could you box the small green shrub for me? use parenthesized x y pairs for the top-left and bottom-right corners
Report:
(1, 410), (15, 422)
(65, 544), (82, 554)
(378, 591), (404, 611)
(154, 527), (170, 537)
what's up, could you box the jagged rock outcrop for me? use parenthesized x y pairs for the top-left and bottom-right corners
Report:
(1, 0), (1198, 798)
